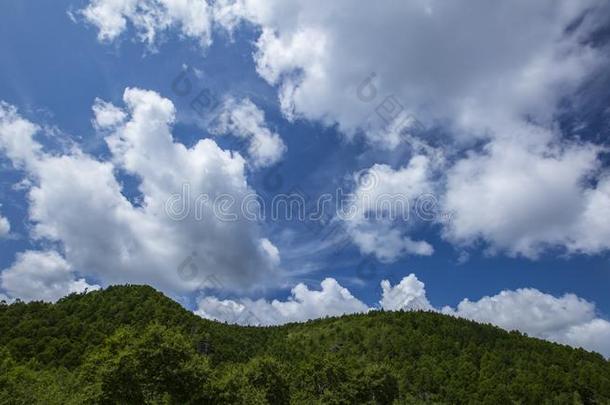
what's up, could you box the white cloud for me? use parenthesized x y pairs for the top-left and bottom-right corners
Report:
(0, 101), (42, 167)
(79, 0), (606, 142)
(196, 277), (369, 325)
(216, 0), (606, 145)
(443, 136), (610, 257)
(0, 250), (100, 303)
(211, 97), (286, 168)
(75, 1), (610, 259)
(442, 288), (610, 357)
(0, 214), (9, 238)
(0, 91), (281, 296)
(92, 98), (127, 129)
(342, 156), (434, 262)
(379, 274), (432, 311)
(196, 272), (610, 357)
(207, 0), (610, 259)
(81, 0), (213, 48)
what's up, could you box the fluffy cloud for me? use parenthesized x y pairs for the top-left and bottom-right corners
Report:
(338, 104), (610, 262)
(211, 97), (286, 168)
(0, 214), (9, 238)
(0, 90), (281, 297)
(196, 277), (369, 325)
(0, 101), (42, 167)
(81, 0), (213, 48)
(216, 0), (606, 144)
(197, 273), (610, 357)
(0, 250), (99, 302)
(80, 0), (606, 141)
(442, 288), (610, 358)
(443, 136), (610, 257)
(212, 0), (610, 259)
(92, 98), (127, 129)
(342, 156), (434, 262)
(76, 1), (610, 259)
(379, 274), (432, 311)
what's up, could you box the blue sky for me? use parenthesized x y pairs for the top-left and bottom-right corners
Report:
(2, 0), (610, 355)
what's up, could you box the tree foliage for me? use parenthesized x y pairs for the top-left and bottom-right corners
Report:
(1, 285), (609, 404)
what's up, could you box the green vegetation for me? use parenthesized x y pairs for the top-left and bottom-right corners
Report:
(1, 285), (609, 404)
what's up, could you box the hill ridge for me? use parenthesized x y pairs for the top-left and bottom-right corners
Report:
(1, 284), (609, 404)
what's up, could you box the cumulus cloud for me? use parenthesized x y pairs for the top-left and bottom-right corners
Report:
(342, 156), (434, 262)
(216, 0), (606, 144)
(0, 101), (42, 167)
(0, 91), (280, 296)
(0, 250), (99, 302)
(443, 136), (610, 257)
(334, 96), (610, 262)
(208, 0), (610, 259)
(79, 0), (607, 142)
(75, 0), (610, 259)
(442, 288), (610, 358)
(92, 98), (127, 129)
(197, 273), (610, 357)
(381, 276), (610, 358)
(0, 214), (9, 238)
(196, 277), (369, 325)
(211, 97), (286, 168)
(379, 274), (432, 311)
(80, 0), (213, 48)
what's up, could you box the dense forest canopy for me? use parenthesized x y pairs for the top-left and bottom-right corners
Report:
(1, 285), (609, 404)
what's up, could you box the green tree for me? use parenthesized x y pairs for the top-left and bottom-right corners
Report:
(79, 323), (211, 404)
(244, 356), (290, 404)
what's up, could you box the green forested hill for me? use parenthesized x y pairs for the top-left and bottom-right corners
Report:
(1, 285), (609, 404)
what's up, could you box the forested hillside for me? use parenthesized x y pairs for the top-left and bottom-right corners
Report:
(1, 285), (609, 404)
